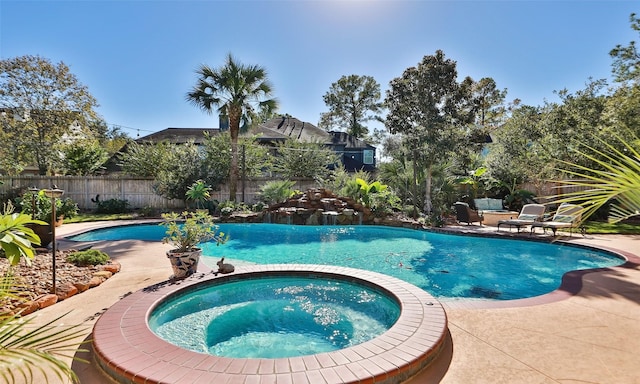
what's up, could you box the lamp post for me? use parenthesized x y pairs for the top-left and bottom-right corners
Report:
(28, 186), (39, 219)
(43, 186), (64, 294)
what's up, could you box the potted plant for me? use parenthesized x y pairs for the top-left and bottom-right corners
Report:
(160, 211), (227, 279)
(185, 180), (211, 211)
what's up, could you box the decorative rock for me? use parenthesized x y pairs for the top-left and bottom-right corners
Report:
(93, 270), (113, 279)
(89, 276), (106, 288)
(36, 294), (58, 309)
(74, 281), (91, 292)
(100, 261), (121, 274)
(56, 282), (78, 301)
(17, 301), (39, 316)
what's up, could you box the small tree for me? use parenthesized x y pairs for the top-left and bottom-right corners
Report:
(185, 180), (211, 210)
(62, 140), (109, 175)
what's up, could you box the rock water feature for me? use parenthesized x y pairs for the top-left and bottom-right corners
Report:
(221, 188), (423, 229)
(219, 188), (374, 225)
(263, 188), (373, 225)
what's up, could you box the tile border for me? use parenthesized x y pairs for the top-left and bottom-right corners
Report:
(92, 265), (448, 384)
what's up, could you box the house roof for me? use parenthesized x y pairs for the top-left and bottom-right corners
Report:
(135, 128), (221, 145)
(247, 117), (375, 150)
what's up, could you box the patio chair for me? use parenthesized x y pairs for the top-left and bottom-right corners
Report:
(530, 203), (584, 236)
(497, 204), (546, 232)
(454, 202), (483, 225)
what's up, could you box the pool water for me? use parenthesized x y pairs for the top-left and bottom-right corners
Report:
(69, 223), (623, 300)
(148, 276), (400, 358)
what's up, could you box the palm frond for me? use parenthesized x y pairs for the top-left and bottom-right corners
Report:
(550, 134), (640, 223)
(0, 311), (89, 384)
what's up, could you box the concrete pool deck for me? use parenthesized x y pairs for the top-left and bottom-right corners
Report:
(20, 221), (640, 383)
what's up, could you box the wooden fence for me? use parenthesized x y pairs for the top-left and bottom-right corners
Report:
(0, 176), (319, 211)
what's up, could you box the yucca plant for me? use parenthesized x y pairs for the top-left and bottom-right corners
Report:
(185, 179), (212, 210)
(0, 210), (89, 383)
(550, 133), (640, 223)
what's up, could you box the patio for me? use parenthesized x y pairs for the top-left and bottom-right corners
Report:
(23, 221), (640, 383)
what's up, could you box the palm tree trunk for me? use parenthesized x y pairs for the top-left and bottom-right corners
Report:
(228, 108), (241, 202)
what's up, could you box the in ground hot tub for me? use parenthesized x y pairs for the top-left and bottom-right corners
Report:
(92, 265), (448, 383)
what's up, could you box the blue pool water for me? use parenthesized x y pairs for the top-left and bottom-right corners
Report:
(69, 223), (623, 300)
(148, 276), (400, 358)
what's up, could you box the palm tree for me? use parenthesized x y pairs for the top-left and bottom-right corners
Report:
(186, 53), (278, 201)
(551, 133), (640, 223)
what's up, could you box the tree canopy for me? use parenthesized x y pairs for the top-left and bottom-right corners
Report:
(0, 55), (99, 175)
(385, 50), (480, 213)
(319, 74), (384, 139)
(186, 53), (278, 201)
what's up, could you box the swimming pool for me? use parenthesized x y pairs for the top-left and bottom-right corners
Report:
(69, 223), (624, 300)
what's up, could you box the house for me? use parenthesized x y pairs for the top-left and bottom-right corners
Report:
(247, 117), (376, 171)
(105, 116), (376, 173)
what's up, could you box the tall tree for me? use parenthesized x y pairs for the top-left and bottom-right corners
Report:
(0, 55), (99, 174)
(610, 13), (640, 84)
(186, 54), (278, 201)
(469, 77), (507, 129)
(385, 50), (474, 214)
(319, 74), (383, 139)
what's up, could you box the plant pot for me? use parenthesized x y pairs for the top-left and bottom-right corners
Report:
(166, 248), (201, 279)
(25, 223), (52, 248)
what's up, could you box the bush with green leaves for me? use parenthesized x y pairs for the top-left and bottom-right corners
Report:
(66, 249), (110, 266)
(369, 188), (402, 218)
(257, 180), (296, 205)
(94, 197), (131, 214)
(17, 190), (78, 223)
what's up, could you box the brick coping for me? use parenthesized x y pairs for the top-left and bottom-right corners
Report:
(92, 265), (448, 384)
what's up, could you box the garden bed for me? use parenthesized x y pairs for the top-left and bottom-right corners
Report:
(0, 250), (120, 316)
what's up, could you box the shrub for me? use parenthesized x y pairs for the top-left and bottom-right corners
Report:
(18, 190), (79, 222)
(66, 249), (110, 266)
(94, 198), (131, 214)
(257, 180), (296, 205)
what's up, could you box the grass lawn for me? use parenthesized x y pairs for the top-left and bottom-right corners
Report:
(583, 220), (640, 235)
(66, 213), (141, 223)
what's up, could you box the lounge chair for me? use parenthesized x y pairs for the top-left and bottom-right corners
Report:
(530, 203), (583, 236)
(497, 204), (546, 232)
(454, 202), (483, 225)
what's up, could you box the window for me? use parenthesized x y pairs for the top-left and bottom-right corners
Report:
(363, 149), (374, 164)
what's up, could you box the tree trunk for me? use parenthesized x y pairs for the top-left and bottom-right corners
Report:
(228, 108), (241, 202)
(423, 164), (433, 215)
(411, 157), (419, 216)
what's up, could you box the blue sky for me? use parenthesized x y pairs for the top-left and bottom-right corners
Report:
(0, 0), (637, 138)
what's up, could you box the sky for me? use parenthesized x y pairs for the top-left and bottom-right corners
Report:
(0, 0), (637, 139)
